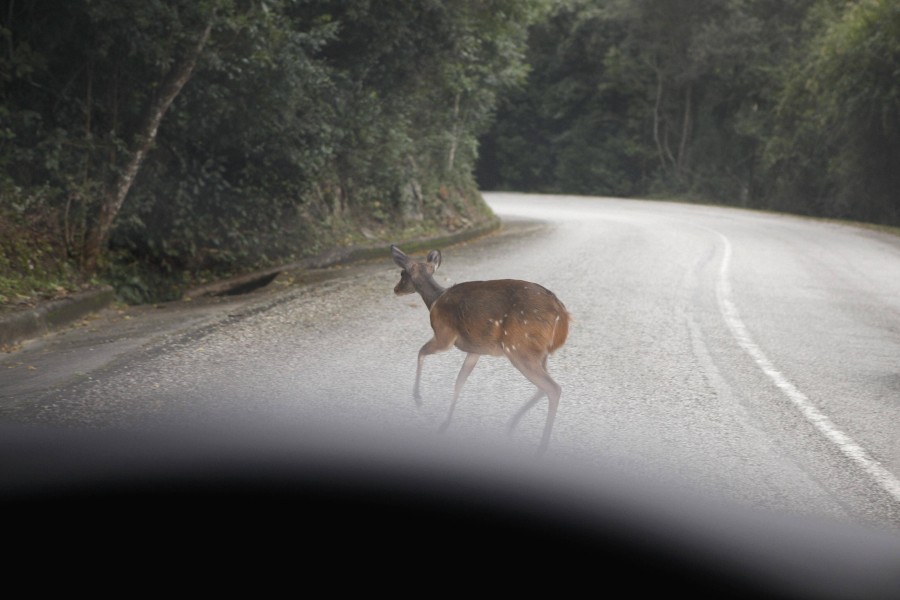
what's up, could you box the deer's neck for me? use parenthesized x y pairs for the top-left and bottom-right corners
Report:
(415, 275), (446, 310)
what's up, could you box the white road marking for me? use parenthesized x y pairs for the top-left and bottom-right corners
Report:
(713, 230), (900, 504)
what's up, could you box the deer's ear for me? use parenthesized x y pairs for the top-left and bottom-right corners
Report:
(391, 245), (410, 268)
(426, 250), (442, 270)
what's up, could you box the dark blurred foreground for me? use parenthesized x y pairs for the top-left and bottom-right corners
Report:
(2, 422), (899, 598)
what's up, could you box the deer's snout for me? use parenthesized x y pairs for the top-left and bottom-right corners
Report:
(394, 271), (415, 295)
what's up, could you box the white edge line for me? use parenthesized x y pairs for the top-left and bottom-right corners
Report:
(713, 230), (900, 504)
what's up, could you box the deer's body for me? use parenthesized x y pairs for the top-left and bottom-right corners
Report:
(430, 280), (568, 358)
(391, 245), (569, 454)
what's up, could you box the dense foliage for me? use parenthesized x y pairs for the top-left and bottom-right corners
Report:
(4, 0), (898, 304)
(478, 0), (900, 225)
(1, 0), (541, 302)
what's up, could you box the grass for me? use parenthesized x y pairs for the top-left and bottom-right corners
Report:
(0, 214), (92, 308)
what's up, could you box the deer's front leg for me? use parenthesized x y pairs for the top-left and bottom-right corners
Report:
(414, 335), (455, 405)
(439, 353), (480, 432)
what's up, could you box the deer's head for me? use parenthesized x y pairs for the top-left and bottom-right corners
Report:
(391, 245), (441, 296)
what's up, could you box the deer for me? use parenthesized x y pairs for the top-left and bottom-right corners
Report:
(390, 244), (570, 455)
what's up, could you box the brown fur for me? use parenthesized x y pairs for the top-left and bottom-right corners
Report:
(430, 280), (569, 357)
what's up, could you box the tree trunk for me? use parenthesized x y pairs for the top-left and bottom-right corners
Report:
(676, 84), (692, 179)
(82, 18), (214, 273)
(447, 91), (462, 173)
(653, 71), (667, 174)
(653, 69), (677, 176)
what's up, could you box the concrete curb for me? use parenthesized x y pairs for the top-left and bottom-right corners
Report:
(184, 218), (501, 299)
(0, 286), (117, 349)
(0, 219), (500, 348)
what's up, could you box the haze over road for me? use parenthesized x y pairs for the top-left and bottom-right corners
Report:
(3, 192), (900, 528)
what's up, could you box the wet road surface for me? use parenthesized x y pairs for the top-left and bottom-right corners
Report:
(3, 192), (900, 531)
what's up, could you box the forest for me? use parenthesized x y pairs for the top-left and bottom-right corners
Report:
(478, 0), (900, 221)
(2, 0), (898, 304)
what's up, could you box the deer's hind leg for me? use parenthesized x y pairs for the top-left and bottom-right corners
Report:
(507, 356), (549, 433)
(508, 354), (560, 455)
(508, 389), (545, 434)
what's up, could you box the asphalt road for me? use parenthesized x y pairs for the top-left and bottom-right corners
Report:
(3, 192), (900, 533)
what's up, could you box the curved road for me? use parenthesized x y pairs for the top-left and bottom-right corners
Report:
(3, 192), (900, 529)
(480, 193), (900, 527)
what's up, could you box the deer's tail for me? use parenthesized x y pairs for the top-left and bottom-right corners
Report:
(549, 308), (570, 354)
